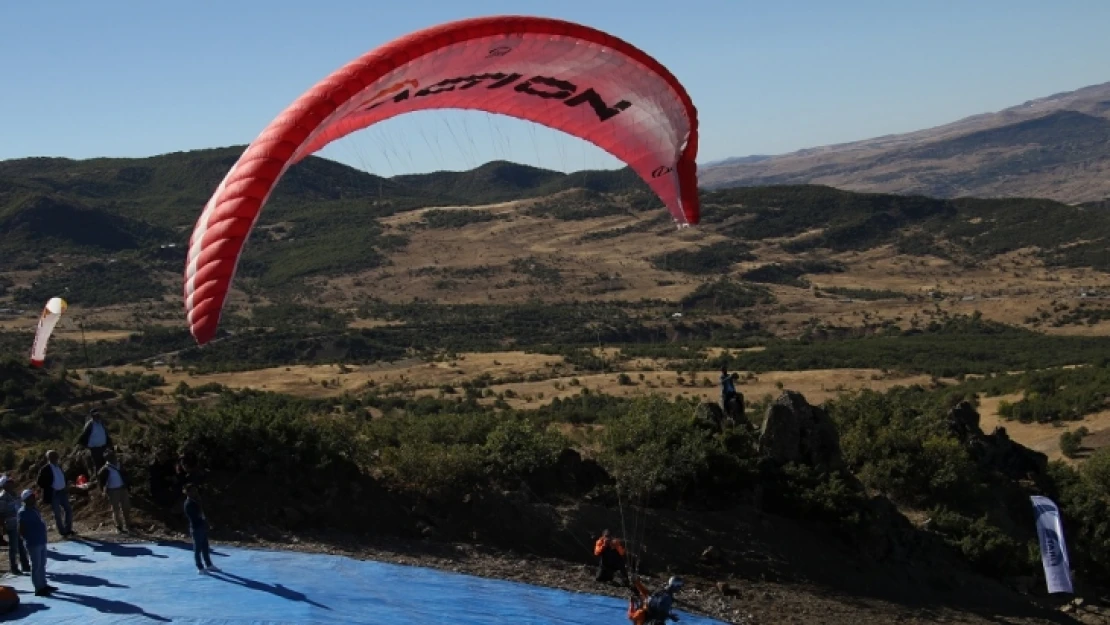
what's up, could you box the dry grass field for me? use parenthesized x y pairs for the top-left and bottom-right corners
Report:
(294, 200), (1110, 338)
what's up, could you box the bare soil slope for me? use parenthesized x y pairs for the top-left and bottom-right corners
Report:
(700, 82), (1110, 203)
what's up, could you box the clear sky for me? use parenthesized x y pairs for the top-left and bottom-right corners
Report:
(2, 1), (1108, 175)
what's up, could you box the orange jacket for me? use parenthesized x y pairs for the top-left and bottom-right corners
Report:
(595, 536), (626, 557)
(627, 578), (651, 624)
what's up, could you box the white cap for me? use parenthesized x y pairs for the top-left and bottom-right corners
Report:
(20, 489), (34, 501)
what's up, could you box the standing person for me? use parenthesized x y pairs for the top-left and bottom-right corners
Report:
(184, 484), (219, 574)
(35, 450), (73, 537)
(719, 367), (737, 410)
(0, 477), (30, 576)
(76, 408), (112, 479)
(17, 490), (55, 597)
(97, 450), (132, 534)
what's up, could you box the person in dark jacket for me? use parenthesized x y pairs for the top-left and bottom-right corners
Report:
(18, 489), (55, 596)
(0, 476), (29, 575)
(97, 450), (132, 533)
(35, 450), (73, 536)
(627, 575), (682, 624)
(76, 409), (112, 479)
(593, 529), (628, 585)
(183, 484), (219, 574)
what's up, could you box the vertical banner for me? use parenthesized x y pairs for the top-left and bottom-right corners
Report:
(1030, 495), (1074, 594)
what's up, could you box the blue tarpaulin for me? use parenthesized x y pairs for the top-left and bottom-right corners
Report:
(2, 538), (727, 624)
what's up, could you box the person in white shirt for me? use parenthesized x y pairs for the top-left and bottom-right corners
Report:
(76, 409), (112, 480)
(34, 450), (73, 536)
(96, 451), (132, 533)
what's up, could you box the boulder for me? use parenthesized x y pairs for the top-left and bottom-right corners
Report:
(759, 391), (843, 470)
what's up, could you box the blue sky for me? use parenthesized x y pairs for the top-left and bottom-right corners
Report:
(2, 1), (1108, 175)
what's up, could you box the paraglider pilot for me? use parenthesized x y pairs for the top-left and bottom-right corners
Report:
(594, 529), (628, 585)
(628, 575), (683, 624)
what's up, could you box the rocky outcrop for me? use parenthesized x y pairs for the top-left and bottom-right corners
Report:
(946, 401), (1048, 481)
(759, 391), (843, 470)
(695, 395), (749, 432)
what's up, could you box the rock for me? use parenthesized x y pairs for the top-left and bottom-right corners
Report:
(696, 402), (726, 429)
(716, 581), (737, 596)
(759, 391), (843, 470)
(551, 449), (609, 496)
(946, 400), (980, 440)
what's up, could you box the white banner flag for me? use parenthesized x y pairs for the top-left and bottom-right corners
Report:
(1030, 496), (1074, 594)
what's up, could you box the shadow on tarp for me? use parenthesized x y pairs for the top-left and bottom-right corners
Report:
(71, 537), (169, 559)
(4, 602), (50, 621)
(210, 570), (331, 610)
(48, 572), (129, 589)
(46, 550), (93, 563)
(51, 590), (171, 622)
(2, 539), (728, 624)
(153, 538), (229, 557)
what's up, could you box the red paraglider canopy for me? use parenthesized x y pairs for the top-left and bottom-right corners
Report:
(185, 15), (700, 345)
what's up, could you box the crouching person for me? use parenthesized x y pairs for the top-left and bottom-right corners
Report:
(594, 529), (628, 585)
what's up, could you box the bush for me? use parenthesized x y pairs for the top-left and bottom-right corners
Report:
(830, 387), (979, 507)
(483, 418), (566, 479)
(379, 442), (485, 497)
(927, 507), (1029, 578)
(1060, 430), (1086, 458)
(598, 395), (718, 501)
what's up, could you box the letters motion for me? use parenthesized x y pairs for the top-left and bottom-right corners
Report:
(183, 15), (700, 345)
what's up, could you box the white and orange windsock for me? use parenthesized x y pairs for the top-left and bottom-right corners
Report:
(30, 297), (67, 368)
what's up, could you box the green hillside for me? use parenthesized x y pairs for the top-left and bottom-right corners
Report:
(4, 147), (1110, 306)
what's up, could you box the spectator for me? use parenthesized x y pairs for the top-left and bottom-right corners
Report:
(76, 408), (112, 479)
(97, 450), (132, 534)
(17, 489), (55, 596)
(183, 484), (219, 574)
(35, 450), (74, 537)
(0, 476), (29, 576)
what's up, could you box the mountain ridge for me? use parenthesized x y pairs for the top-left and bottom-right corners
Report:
(700, 80), (1110, 203)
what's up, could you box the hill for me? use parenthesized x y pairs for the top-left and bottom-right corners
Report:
(5, 147), (1110, 350)
(699, 81), (1110, 203)
(7, 149), (1110, 623)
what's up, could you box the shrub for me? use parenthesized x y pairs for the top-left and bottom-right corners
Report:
(598, 395), (718, 501)
(483, 418), (566, 479)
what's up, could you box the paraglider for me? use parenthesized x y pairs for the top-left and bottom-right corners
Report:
(184, 15), (700, 345)
(29, 297), (66, 368)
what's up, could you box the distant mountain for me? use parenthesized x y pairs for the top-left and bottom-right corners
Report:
(699, 81), (1110, 203)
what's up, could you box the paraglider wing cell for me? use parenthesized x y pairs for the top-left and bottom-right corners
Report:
(30, 297), (67, 367)
(184, 16), (699, 345)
